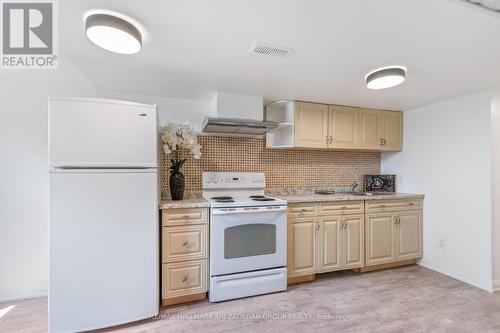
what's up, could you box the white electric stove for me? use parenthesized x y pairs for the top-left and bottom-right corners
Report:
(202, 172), (288, 302)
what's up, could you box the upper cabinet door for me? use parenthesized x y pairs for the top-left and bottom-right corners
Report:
(328, 105), (358, 149)
(358, 109), (381, 150)
(380, 111), (403, 151)
(294, 102), (328, 148)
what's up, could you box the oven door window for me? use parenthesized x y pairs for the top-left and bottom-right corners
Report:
(224, 223), (276, 259)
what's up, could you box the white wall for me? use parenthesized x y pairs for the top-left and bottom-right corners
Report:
(492, 92), (500, 291)
(96, 91), (210, 132)
(382, 91), (494, 291)
(0, 60), (97, 301)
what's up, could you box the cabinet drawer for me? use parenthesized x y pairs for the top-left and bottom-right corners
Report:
(320, 201), (364, 215)
(162, 260), (207, 299)
(288, 203), (318, 218)
(365, 199), (422, 213)
(162, 208), (208, 226)
(162, 225), (208, 263)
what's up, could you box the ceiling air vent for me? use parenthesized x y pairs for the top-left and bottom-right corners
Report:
(463, 0), (500, 13)
(248, 42), (291, 58)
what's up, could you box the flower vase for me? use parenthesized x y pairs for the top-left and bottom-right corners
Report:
(169, 171), (185, 200)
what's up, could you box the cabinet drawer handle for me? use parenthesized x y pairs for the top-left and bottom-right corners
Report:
(182, 215), (191, 219)
(408, 202), (415, 206)
(182, 276), (188, 283)
(182, 241), (189, 247)
(380, 205), (386, 208)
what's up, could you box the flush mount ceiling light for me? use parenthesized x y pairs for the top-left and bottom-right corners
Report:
(463, 0), (500, 12)
(365, 66), (406, 90)
(85, 13), (142, 54)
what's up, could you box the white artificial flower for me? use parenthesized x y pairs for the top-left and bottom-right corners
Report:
(161, 122), (202, 160)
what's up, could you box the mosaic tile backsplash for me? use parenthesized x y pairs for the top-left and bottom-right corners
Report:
(161, 136), (380, 196)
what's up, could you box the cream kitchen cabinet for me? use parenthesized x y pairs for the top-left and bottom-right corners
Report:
(379, 110), (403, 151)
(316, 216), (342, 273)
(287, 202), (364, 281)
(316, 214), (364, 273)
(358, 109), (381, 150)
(365, 213), (396, 266)
(328, 105), (358, 149)
(294, 101), (329, 148)
(266, 100), (402, 151)
(358, 109), (403, 151)
(365, 200), (422, 268)
(161, 207), (209, 306)
(288, 217), (317, 277)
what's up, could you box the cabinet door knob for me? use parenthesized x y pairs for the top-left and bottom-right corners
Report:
(182, 276), (188, 283)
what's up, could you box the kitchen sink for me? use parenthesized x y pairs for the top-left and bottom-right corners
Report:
(350, 192), (396, 196)
(314, 190), (336, 195)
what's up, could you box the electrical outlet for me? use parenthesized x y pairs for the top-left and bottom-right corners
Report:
(439, 238), (447, 250)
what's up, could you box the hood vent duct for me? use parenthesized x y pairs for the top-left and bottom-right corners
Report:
(202, 92), (278, 137)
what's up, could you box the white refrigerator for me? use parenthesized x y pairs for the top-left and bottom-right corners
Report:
(48, 98), (159, 333)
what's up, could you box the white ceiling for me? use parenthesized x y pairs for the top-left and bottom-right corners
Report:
(61, 0), (500, 110)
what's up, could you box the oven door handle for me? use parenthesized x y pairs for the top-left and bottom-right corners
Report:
(212, 206), (287, 215)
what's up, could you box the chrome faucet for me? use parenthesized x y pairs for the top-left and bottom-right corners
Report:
(347, 181), (358, 193)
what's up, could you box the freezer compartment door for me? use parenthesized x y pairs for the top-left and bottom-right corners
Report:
(49, 98), (157, 167)
(49, 169), (158, 333)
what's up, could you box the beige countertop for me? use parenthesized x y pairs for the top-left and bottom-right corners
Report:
(275, 192), (424, 203)
(159, 198), (210, 209)
(159, 193), (424, 208)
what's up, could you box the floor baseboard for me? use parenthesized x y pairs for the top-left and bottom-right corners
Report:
(0, 292), (48, 304)
(492, 279), (500, 293)
(418, 261), (493, 293)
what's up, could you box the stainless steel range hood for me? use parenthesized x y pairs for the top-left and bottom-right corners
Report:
(201, 92), (278, 137)
(202, 117), (278, 136)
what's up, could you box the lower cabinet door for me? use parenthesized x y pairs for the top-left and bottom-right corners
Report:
(396, 211), (423, 260)
(162, 260), (207, 299)
(365, 213), (396, 266)
(316, 217), (342, 273)
(343, 215), (364, 269)
(288, 218), (316, 277)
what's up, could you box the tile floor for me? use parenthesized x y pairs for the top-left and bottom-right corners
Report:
(1, 266), (499, 333)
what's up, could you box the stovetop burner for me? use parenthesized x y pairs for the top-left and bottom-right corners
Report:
(249, 195), (266, 199)
(215, 199), (235, 203)
(252, 197), (276, 202)
(211, 196), (234, 200)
